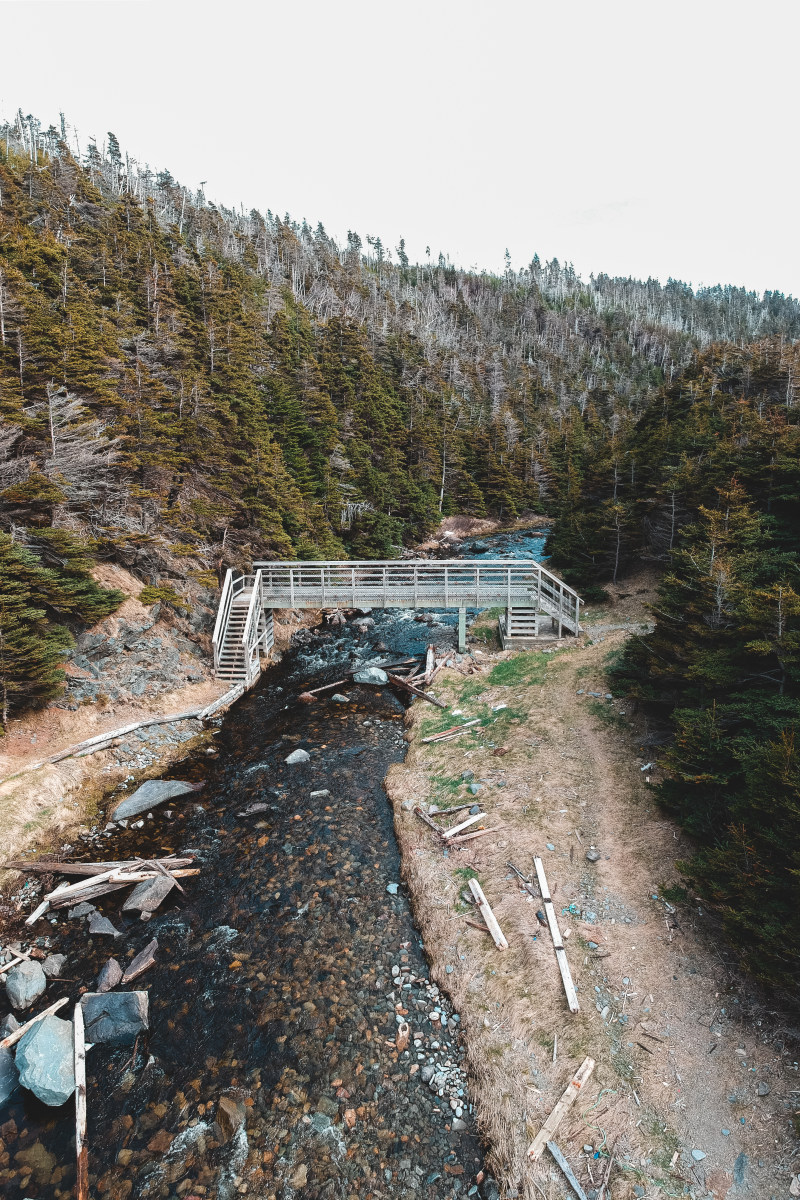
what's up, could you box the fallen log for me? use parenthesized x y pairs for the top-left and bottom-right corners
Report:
(4, 855), (196, 876)
(423, 644), (436, 684)
(386, 673), (446, 707)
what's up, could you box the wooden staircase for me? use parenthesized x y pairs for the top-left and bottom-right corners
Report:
(214, 597), (251, 680)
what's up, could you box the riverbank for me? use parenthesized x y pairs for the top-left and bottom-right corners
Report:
(387, 601), (797, 1199)
(0, 558), (320, 879)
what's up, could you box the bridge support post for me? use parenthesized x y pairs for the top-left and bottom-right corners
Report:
(457, 607), (466, 653)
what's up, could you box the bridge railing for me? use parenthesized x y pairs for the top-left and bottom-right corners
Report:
(252, 558), (581, 630)
(212, 569), (249, 674)
(240, 569), (264, 684)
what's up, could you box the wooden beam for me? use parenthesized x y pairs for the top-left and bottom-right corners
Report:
(547, 1141), (588, 1200)
(527, 1057), (595, 1161)
(420, 719), (480, 744)
(443, 812), (485, 839)
(533, 856), (579, 1013)
(467, 879), (508, 950)
(386, 673), (447, 707)
(74, 1001), (88, 1200)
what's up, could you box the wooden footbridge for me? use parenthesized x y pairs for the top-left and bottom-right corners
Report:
(212, 559), (582, 682)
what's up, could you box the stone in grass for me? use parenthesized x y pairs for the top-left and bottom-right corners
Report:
(96, 957), (123, 993)
(352, 666), (388, 685)
(331, 694), (349, 703)
(691, 1149), (706, 1161)
(111, 778), (201, 821)
(585, 848), (601, 864)
(81, 991), (148, 1045)
(386, 883), (399, 895)
(0, 1045), (20, 1106)
(42, 954), (66, 978)
(87, 912), (122, 938)
(16, 1014), (75, 1106)
(285, 748), (310, 765)
(5, 959), (47, 1010)
(757, 1081), (770, 1096)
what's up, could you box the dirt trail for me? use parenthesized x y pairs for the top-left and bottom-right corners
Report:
(388, 624), (799, 1200)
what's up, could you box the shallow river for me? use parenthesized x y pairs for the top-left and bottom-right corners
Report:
(0, 530), (546, 1200)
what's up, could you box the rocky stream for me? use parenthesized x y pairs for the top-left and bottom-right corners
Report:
(0, 529), (547, 1200)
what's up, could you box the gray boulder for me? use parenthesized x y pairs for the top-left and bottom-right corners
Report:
(82, 991), (149, 1045)
(352, 667), (388, 685)
(42, 954), (67, 979)
(0, 1012), (20, 1037)
(87, 912), (122, 938)
(285, 749), (310, 765)
(6, 959), (47, 1010)
(112, 779), (199, 821)
(68, 901), (95, 919)
(122, 874), (175, 913)
(16, 1014), (75, 1106)
(0, 1045), (19, 1105)
(97, 958), (123, 992)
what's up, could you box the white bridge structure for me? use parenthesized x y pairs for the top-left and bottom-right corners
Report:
(212, 559), (582, 683)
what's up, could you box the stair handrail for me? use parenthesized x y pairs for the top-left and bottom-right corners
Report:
(212, 569), (235, 675)
(241, 569), (264, 684)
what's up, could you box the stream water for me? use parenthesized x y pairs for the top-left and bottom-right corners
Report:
(0, 529), (547, 1200)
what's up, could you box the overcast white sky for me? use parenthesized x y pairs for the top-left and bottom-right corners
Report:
(2, 0), (798, 296)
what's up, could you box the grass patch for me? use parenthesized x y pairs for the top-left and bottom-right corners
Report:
(454, 866), (479, 883)
(587, 700), (627, 730)
(470, 606), (504, 648)
(487, 651), (549, 687)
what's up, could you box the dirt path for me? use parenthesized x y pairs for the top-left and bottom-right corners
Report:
(388, 628), (799, 1200)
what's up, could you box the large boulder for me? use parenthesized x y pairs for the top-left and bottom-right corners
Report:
(82, 991), (149, 1045)
(112, 779), (199, 821)
(16, 1014), (75, 1106)
(5, 959), (47, 1010)
(0, 1045), (19, 1105)
(352, 666), (388, 685)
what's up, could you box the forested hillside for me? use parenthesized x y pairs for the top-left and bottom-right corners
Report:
(1, 113), (800, 992)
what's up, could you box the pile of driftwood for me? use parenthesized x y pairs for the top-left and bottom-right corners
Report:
(2, 855), (199, 926)
(414, 803), (499, 847)
(298, 645), (456, 708)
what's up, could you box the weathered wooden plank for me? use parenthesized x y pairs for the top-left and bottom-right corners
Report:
(546, 1140), (588, 1200)
(74, 1001), (88, 1200)
(467, 879), (508, 950)
(534, 856), (579, 1012)
(527, 1057), (595, 1161)
(443, 812), (485, 839)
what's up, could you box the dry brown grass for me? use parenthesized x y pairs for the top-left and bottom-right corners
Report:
(386, 626), (795, 1199)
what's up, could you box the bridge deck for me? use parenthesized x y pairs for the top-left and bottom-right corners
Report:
(214, 559), (582, 681)
(252, 558), (581, 629)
